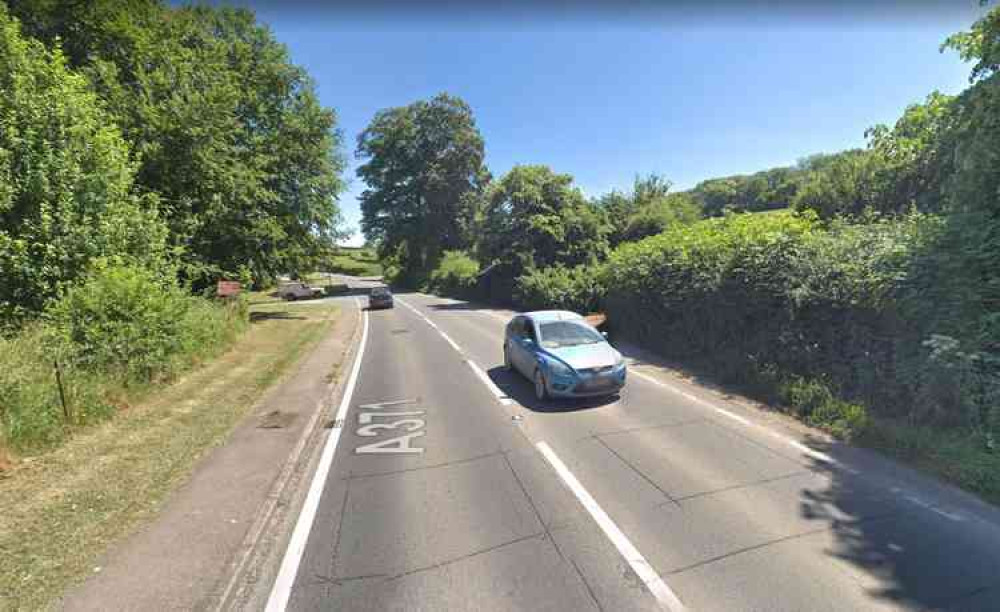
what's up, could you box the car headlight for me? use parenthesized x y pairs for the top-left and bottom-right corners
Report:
(546, 359), (575, 378)
(614, 354), (626, 370)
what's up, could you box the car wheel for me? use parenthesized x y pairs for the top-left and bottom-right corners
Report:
(534, 369), (549, 401)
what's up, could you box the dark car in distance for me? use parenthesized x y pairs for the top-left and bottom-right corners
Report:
(368, 286), (393, 309)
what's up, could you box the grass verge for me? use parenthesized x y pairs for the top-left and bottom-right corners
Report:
(0, 302), (338, 610)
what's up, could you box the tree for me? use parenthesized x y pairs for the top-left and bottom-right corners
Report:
(791, 149), (883, 218)
(621, 192), (702, 242)
(356, 93), (488, 284)
(480, 165), (609, 276)
(865, 91), (957, 214)
(8, 0), (346, 288)
(597, 173), (673, 245)
(0, 5), (167, 320)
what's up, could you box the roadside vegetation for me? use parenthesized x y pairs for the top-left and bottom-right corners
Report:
(321, 247), (383, 278)
(0, 0), (345, 466)
(0, 300), (339, 610)
(355, 6), (1000, 503)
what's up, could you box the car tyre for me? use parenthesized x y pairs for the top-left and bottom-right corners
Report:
(534, 369), (549, 401)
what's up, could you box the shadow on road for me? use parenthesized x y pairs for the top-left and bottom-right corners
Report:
(796, 438), (999, 610)
(486, 365), (619, 413)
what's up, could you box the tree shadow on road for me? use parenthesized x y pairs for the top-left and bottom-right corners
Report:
(796, 437), (999, 610)
(486, 365), (619, 413)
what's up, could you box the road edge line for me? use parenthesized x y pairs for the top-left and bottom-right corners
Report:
(535, 441), (685, 611)
(264, 299), (370, 611)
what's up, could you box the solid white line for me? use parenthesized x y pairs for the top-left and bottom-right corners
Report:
(265, 304), (370, 612)
(536, 442), (685, 611)
(466, 358), (514, 405)
(629, 369), (834, 464)
(397, 296), (513, 405)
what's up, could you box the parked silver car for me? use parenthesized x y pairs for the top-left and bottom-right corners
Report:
(503, 310), (626, 400)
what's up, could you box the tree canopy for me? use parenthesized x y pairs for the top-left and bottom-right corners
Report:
(0, 4), (167, 320)
(7, 0), (346, 288)
(357, 93), (488, 284)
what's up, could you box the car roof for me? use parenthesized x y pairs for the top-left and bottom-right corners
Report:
(522, 310), (584, 323)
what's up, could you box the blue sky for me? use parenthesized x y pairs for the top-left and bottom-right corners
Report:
(230, 3), (987, 245)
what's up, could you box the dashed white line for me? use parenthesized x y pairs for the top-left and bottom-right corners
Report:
(265, 301), (370, 612)
(397, 296), (513, 405)
(536, 441), (686, 611)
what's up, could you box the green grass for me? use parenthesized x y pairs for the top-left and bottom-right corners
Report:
(0, 303), (339, 610)
(324, 247), (382, 277)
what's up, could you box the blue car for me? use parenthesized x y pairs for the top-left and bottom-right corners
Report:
(503, 311), (626, 400)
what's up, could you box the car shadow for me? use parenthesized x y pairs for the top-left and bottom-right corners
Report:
(486, 365), (619, 413)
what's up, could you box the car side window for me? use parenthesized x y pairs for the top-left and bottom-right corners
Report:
(524, 321), (537, 342)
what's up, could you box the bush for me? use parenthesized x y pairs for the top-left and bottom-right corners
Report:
(427, 250), (480, 297)
(514, 264), (605, 313)
(56, 263), (248, 382)
(602, 209), (960, 427)
(1, 264), (247, 452)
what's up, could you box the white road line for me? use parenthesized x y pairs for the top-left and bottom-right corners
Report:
(536, 442), (685, 611)
(397, 296), (513, 405)
(265, 303), (370, 612)
(465, 358), (514, 405)
(630, 369), (834, 464)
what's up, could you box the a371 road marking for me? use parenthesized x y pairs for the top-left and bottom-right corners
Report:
(355, 401), (426, 454)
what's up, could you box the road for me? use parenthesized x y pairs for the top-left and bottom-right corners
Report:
(267, 279), (1000, 611)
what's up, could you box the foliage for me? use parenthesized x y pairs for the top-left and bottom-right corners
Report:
(595, 174), (673, 245)
(48, 263), (246, 383)
(7, 0), (346, 289)
(1, 264), (246, 452)
(479, 165), (609, 279)
(357, 93), (488, 285)
(0, 6), (168, 321)
(690, 166), (804, 217)
(514, 264), (605, 313)
(427, 250), (480, 297)
(620, 192), (702, 242)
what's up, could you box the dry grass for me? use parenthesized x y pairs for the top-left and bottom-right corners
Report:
(0, 303), (338, 610)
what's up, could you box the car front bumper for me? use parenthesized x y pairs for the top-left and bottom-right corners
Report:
(547, 367), (626, 398)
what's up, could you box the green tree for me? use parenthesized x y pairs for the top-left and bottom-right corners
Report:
(357, 93), (488, 284)
(791, 149), (883, 218)
(8, 1), (346, 288)
(865, 91), (956, 213)
(0, 5), (167, 320)
(480, 165), (609, 276)
(597, 173), (673, 245)
(621, 192), (702, 242)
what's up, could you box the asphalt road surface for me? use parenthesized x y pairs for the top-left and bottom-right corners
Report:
(268, 280), (1000, 611)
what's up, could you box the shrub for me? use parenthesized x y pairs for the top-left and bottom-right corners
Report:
(427, 250), (480, 297)
(1, 264), (247, 452)
(48, 263), (247, 383)
(514, 264), (605, 313)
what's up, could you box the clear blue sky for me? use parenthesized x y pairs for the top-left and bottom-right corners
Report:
(224, 2), (987, 245)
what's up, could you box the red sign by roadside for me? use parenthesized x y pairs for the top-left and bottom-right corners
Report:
(217, 280), (242, 298)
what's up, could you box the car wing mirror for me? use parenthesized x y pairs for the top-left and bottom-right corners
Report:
(601, 331), (609, 338)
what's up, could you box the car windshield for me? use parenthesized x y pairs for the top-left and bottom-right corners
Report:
(538, 321), (604, 349)
(371, 288), (389, 296)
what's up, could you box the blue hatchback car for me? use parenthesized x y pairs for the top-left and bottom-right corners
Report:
(503, 311), (626, 400)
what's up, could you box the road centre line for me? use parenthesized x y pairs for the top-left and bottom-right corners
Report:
(265, 300), (370, 611)
(396, 297), (513, 405)
(536, 442), (686, 611)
